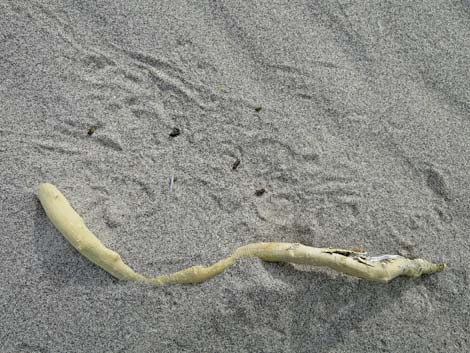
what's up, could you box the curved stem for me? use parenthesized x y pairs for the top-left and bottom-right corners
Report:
(38, 183), (446, 285)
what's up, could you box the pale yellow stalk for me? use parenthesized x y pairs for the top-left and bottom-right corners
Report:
(38, 183), (446, 285)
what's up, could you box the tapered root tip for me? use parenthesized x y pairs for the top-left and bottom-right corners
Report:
(38, 183), (58, 199)
(38, 182), (53, 191)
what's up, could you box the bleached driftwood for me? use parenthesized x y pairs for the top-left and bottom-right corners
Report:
(38, 183), (446, 285)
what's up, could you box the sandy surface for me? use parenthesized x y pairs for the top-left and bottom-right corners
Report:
(1, 1), (469, 352)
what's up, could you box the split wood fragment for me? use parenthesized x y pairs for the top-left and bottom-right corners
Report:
(37, 183), (446, 285)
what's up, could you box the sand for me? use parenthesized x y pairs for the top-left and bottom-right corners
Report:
(1, 1), (469, 352)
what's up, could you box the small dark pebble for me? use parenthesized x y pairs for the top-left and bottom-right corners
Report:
(255, 188), (266, 196)
(254, 106), (262, 112)
(232, 158), (241, 170)
(169, 127), (181, 137)
(87, 126), (97, 136)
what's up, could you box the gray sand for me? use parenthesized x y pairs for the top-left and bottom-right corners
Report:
(1, 1), (469, 352)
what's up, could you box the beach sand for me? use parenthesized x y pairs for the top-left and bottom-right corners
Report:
(1, 1), (469, 352)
